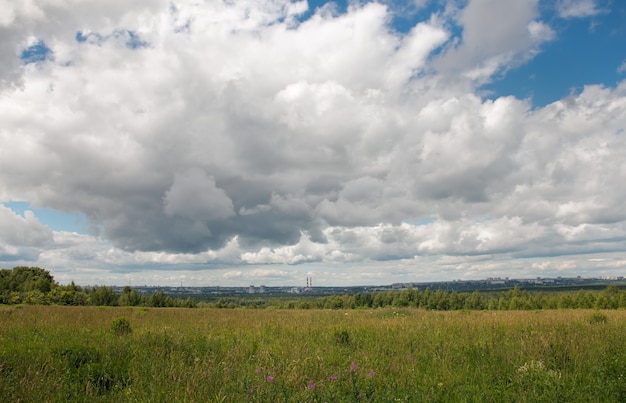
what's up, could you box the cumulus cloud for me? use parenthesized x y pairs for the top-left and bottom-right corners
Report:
(436, 0), (554, 81)
(0, 206), (52, 246)
(0, 0), (625, 284)
(0, 205), (53, 261)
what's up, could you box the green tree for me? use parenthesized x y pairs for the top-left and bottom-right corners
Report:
(90, 286), (119, 306)
(557, 294), (575, 309)
(24, 289), (48, 305)
(5, 266), (57, 293)
(49, 281), (88, 305)
(148, 291), (166, 307)
(183, 297), (197, 308)
(119, 286), (141, 306)
(464, 290), (484, 310)
(0, 268), (11, 291)
(448, 291), (463, 310)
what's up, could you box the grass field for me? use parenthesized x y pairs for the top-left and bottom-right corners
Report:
(1, 305), (625, 402)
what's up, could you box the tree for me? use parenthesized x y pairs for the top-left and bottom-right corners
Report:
(464, 290), (484, 310)
(2, 266), (57, 293)
(119, 286), (141, 306)
(148, 291), (166, 307)
(90, 286), (119, 306)
(448, 291), (463, 310)
(0, 269), (11, 291)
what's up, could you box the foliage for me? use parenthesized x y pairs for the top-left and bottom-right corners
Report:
(110, 317), (132, 336)
(0, 266), (57, 294)
(198, 284), (626, 311)
(118, 286), (141, 306)
(588, 311), (608, 324)
(0, 267), (200, 308)
(90, 286), (119, 306)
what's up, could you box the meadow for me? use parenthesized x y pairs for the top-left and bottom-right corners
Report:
(1, 305), (625, 402)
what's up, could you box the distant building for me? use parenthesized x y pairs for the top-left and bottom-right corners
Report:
(489, 279), (506, 285)
(248, 285), (255, 294)
(259, 285), (265, 294)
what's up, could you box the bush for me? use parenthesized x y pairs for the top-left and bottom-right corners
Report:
(588, 312), (608, 324)
(334, 329), (351, 346)
(111, 317), (132, 336)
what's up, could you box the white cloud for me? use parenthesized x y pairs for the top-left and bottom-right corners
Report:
(0, 205), (53, 262)
(557, 0), (601, 19)
(436, 0), (554, 82)
(0, 205), (52, 247)
(0, 0), (625, 285)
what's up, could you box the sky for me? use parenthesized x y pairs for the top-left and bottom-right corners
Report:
(1, 0), (626, 287)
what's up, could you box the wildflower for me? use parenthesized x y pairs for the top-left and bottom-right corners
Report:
(407, 355), (414, 362)
(266, 375), (275, 383)
(307, 382), (316, 390)
(255, 367), (261, 374)
(350, 362), (358, 372)
(517, 360), (545, 373)
(368, 370), (375, 377)
(329, 374), (338, 381)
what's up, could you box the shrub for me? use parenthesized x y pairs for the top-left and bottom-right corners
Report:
(589, 312), (608, 324)
(111, 317), (132, 336)
(334, 329), (351, 346)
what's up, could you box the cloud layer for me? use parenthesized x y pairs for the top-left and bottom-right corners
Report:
(1, 0), (625, 285)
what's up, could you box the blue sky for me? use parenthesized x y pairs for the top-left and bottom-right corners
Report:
(485, 1), (626, 106)
(2, 0), (626, 286)
(2, 202), (88, 234)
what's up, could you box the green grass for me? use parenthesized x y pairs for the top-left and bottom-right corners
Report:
(1, 306), (625, 402)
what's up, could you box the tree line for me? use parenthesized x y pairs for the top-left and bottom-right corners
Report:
(314, 285), (626, 310)
(204, 285), (626, 310)
(0, 266), (196, 307)
(2, 266), (626, 310)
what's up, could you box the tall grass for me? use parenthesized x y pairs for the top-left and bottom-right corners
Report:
(1, 305), (625, 401)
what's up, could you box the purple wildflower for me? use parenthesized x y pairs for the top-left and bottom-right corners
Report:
(307, 382), (316, 390)
(255, 367), (261, 374)
(350, 362), (358, 372)
(266, 375), (275, 383)
(368, 370), (375, 377)
(329, 374), (338, 381)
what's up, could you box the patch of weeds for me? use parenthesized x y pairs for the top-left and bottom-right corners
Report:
(55, 344), (131, 396)
(374, 310), (410, 319)
(56, 346), (101, 368)
(588, 312), (608, 324)
(515, 360), (563, 400)
(111, 317), (132, 336)
(599, 344), (626, 400)
(334, 329), (351, 346)
(85, 361), (131, 395)
(0, 355), (10, 376)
